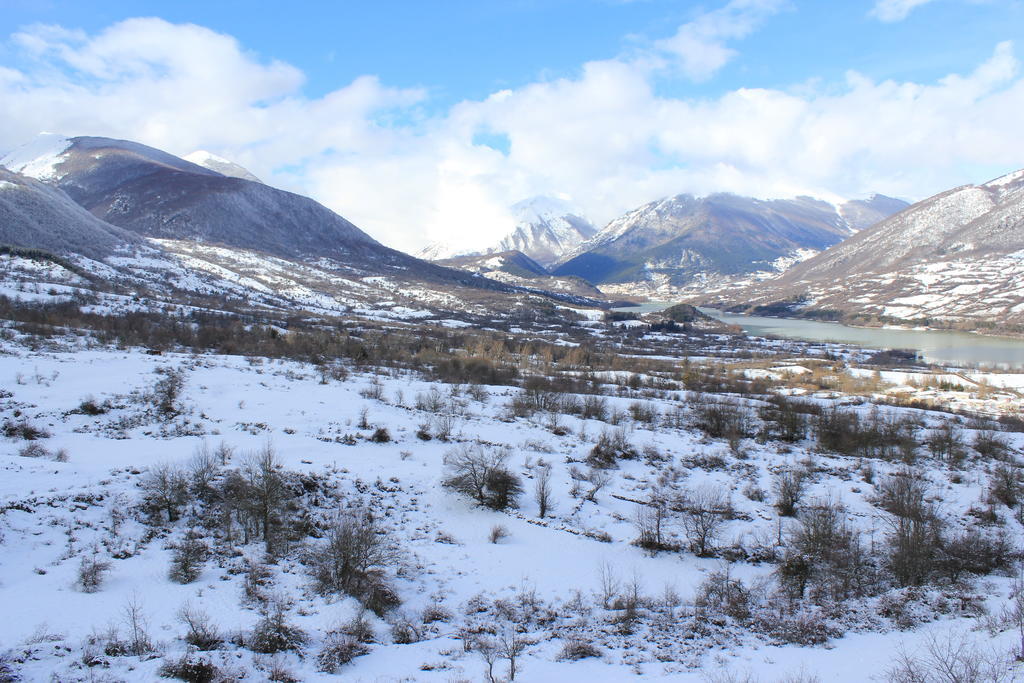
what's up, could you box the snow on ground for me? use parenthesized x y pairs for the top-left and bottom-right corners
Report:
(1, 337), (1023, 681)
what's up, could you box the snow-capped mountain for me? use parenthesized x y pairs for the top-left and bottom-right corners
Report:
(553, 193), (908, 291)
(416, 196), (596, 268)
(497, 197), (596, 267)
(711, 169), (1024, 330)
(0, 134), (607, 320)
(183, 150), (262, 183)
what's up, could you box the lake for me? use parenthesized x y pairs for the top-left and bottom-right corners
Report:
(613, 301), (1024, 369)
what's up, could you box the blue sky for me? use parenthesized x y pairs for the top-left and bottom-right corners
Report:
(0, 0), (1022, 250)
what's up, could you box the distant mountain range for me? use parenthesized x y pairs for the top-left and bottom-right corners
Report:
(705, 169), (1024, 331)
(0, 134), (606, 322)
(551, 193), (908, 296)
(417, 196), (596, 268)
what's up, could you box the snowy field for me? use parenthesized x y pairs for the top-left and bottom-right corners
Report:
(1, 334), (1023, 681)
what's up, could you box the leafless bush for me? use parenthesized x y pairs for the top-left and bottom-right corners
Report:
(158, 653), (219, 681)
(584, 468), (612, 503)
(679, 485), (732, 556)
(694, 568), (752, 621)
(77, 551), (111, 593)
(307, 509), (397, 609)
(151, 366), (186, 417)
(885, 631), (1015, 683)
(443, 444), (522, 510)
(317, 632), (369, 673)
(774, 468), (806, 517)
(975, 430), (1011, 460)
(988, 463), (1023, 508)
(874, 471), (945, 586)
(587, 428), (636, 468)
(779, 498), (869, 601)
(690, 398), (749, 441)
(581, 395), (608, 421)
(122, 595), (154, 657)
(177, 602), (223, 651)
(249, 597), (306, 654)
(534, 465), (554, 518)
(140, 461), (189, 523)
(558, 637), (601, 660)
(168, 528), (208, 584)
(489, 524), (509, 544)
(926, 421), (967, 464)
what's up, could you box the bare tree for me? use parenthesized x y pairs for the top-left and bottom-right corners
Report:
(243, 443), (289, 555)
(679, 484), (731, 557)
(308, 509), (394, 597)
(596, 561), (620, 609)
(443, 444), (522, 510)
(534, 465), (554, 518)
(497, 622), (528, 681)
(141, 462), (189, 523)
(584, 468), (612, 503)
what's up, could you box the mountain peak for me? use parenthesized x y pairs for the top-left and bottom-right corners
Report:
(0, 133), (73, 180)
(184, 150), (263, 183)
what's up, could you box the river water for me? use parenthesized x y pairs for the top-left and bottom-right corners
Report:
(613, 302), (1024, 369)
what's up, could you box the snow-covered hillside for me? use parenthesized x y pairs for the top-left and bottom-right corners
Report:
(712, 168), (1024, 331)
(1, 317), (1024, 681)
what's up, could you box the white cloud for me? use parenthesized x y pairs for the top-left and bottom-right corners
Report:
(869, 0), (937, 22)
(1, 12), (1023, 255)
(655, 0), (789, 81)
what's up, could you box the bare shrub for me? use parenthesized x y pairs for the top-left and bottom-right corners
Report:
(249, 597), (306, 654)
(370, 427), (391, 443)
(158, 653), (219, 681)
(140, 462), (189, 523)
(2, 418), (50, 440)
(152, 366), (186, 417)
(489, 524), (509, 544)
(534, 465), (554, 518)
(587, 428), (636, 468)
(679, 485), (731, 557)
(874, 471), (945, 586)
(926, 421), (966, 464)
(694, 568), (751, 621)
(988, 463), (1023, 508)
(779, 498), (869, 601)
(169, 528), (208, 584)
(177, 602), (223, 651)
(122, 595), (154, 657)
(691, 398), (749, 442)
(975, 430), (1011, 460)
(558, 637), (602, 660)
(242, 443), (290, 555)
(77, 551), (111, 593)
(307, 509), (397, 612)
(774, 468), (806, 517)
(885, 631), (1015, 683)
(317, 632), (369, 673)
(443, 444), (522, 510)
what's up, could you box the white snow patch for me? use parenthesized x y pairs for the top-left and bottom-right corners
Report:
(0, 133), (72, 180)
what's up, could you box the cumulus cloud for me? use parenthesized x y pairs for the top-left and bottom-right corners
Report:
(869, 0), (937, 22)
(655, 0), (789, 81)
(0, 10), (1023, 254)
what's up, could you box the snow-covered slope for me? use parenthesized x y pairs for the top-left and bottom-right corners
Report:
(184, 150), (263, 183)
(0, 167), (140, 259)
(716, 169), (1024, 330)
(497, 196), (596, 267)
(554, 193), (907, 292)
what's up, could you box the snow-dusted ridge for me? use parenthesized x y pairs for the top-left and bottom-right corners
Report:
(0, 133), (72, 180)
